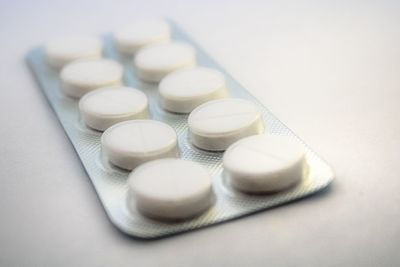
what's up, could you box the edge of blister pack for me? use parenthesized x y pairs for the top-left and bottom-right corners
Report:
(25, 19), (335, 239)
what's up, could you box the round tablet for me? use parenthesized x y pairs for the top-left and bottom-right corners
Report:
(101, 120), (178, 170)
(60, 59), (123, 98)
(79, 87), (149, 131)
(159, 67), (229, 113)
(114, 19), (171, 54)
(223, 134), (306, 193)
(45, 36), (102, 68)
(134, 42), (196, 83)
(127, 158), (214, 220)
(188, 98), (264, 151)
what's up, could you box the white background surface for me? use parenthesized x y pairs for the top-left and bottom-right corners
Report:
(1, 0), (399, 266)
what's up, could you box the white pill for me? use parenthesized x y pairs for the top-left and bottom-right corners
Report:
(159, 67), (229, 113)
(134, 42), (196, 83)
(45, 36), (102, 68)
(114, 19), (171, 54)
(101, 120), (178, 170)
(188, 98), (264, 151)
(79, 87), (149, 131)
(60, 59), (123, 98)
(128, 158), (214, 220)
(223, 134), (306, 193)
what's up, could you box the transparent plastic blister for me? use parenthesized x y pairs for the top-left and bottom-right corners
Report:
(26, 21), (334, 239)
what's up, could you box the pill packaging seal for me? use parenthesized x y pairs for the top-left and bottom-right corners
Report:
(26, 21), (334, 239)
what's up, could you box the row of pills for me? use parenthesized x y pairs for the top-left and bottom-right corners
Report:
(45, 18), (171, 68)
(44, 19), (306, 221)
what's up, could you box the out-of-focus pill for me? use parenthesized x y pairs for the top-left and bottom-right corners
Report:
(127, 158), (214, 220)
(79, 87), (149, 131)
(223, 134), (306, 193)
(134, 42), (196, 83)
(101, 120), (178, 170)
(159, 67), (229, 113)
(114, 19), (171, 54)
(45, 36), (102, 68)
(60, 59), (123, 98)
(188, 98), (264, 151)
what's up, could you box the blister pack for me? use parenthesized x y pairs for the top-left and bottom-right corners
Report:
(26, 20), (334, 239)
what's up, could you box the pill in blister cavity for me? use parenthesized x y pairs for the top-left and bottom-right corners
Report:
(114, 19), (171, 54)
(134, 42), (196, 83)
(60, 59), (123, 98)
(223, 134), (306, 193)
(79, 87), (149, 131)
(159, 67), (229, 113)
(45, 36), (102, 68)
(128, 158), (214, 220)
(101, 120), (178, 170)
(188, 98), (264, 151)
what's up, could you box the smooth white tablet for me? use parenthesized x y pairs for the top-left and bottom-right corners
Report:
(45, 36), (102, 68)
(159, 67), (229, 113)
(188, 98), (264, 151)
(79, 87), (149, 131)
(60, 59), (123, 98)
(101, 120), (178, 170)
(114, 19), (171, 54)
(128, 159), (214, 220)
(134, 42), (196, 83)
(223, 134), (306, 193)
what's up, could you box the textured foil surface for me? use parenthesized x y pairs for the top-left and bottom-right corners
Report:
(26, 21), (334, 239)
